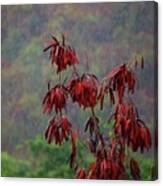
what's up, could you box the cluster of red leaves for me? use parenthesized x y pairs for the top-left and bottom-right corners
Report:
(45, 115), (72, 145)
(114, 102), (151, 152)
(68, 74), (99, 108)
(98, 64), (136, 107)
(85, 159), (125, 179)
(45, 114), (77, 167)
(43, 34), (79, 73)
(43, 85), (68, 114)
(76, 139), (125, 179)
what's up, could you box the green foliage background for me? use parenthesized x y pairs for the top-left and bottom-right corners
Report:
(1, 2), (157, 179)
(1, 135), (154, 180)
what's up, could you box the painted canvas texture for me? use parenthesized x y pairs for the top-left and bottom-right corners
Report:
(1, 1), (158, 180)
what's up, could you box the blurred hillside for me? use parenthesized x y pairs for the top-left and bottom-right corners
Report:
(1, 1), (156, 173)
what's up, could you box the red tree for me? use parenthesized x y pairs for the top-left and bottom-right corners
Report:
(42, 34), (151, 180)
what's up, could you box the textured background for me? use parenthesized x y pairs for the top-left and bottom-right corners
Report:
(1, 2), (157, 178)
